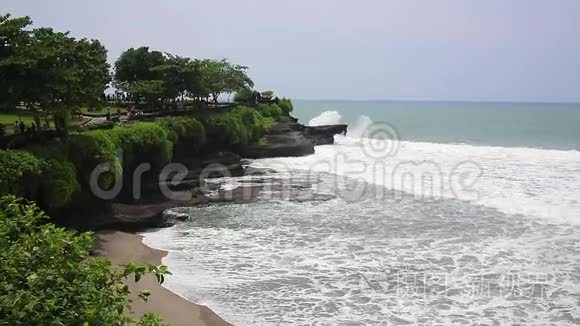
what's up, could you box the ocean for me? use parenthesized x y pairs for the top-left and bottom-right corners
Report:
(142, 101), (580, 325)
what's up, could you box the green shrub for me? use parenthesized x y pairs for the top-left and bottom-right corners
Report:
(0, 122), (176, 210)
(26, 140), (69, 161)
(26, 141), (80, 209)
(262, 116), (277, 129)
(38, 159), (79, 209)
(0, 147), (80, 210)
(202, 112), (249, 147)
(68, 123), (173, 183)
(231, 106), (266, 142)
(198, 105), (280, 147)
(156, 116), (206, 151)
(0, 150), (42, 200)
(278, 97), (293, 115)
(110, 123), (173, 172)
(67, 130), (120, 189)
(0, 196), (167, 325)
(257, 103), (283, 120)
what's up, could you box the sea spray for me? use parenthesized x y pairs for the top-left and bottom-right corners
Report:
(346, 115), (373, 138)
(308, 111), (373, 138)
(308, 110), (342, 126)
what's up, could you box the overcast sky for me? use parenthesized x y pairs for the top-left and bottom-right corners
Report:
(3, 0), (580, 102)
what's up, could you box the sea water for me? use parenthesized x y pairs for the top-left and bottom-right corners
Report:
(142, 101), (580, 325)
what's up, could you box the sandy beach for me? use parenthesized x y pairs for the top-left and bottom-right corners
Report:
(94, 231), (232, 326)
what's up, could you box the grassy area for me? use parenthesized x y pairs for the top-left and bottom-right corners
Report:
(79, 106), (125, 115)
(0, 113), (38, 125)
(0, 112), (87, 135)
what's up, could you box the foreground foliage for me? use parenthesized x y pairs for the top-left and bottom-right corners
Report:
(0, 196), (168, 325)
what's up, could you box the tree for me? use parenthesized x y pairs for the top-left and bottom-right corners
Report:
(0, 16), (110, 132)
(114, 47), (166, 107)
(0, 196), (168, 325)
(113, 47), (255, 106)
(183, 59), (206, 101)
(125, 80), (164, 108)
(234, 87), (255, 105)
(66, 37), (111, 111)
(223, 62), (254, 97)
(114, 47), (165, 83)
(0, 14), (32, 112)
(199, 59), (253, 103)
(27, 28), (110, 132)
(150, 55), (196, 105)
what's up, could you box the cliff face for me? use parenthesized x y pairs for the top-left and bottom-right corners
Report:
(241, 122), (348, 158)
(61, 120), (348, 231)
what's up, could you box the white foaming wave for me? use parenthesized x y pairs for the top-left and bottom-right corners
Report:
(308, 110), (342, 126)
(251, 131), (580, 226)
(307, 111), (371, 137)
(141, 112), (580, 325)
(140, 227), (245, 324)
(142, 199), (580, 326)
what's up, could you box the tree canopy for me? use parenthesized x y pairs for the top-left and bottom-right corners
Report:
(199, 58), (254, 103)
(0, 14), (32, 111)
(1, 14), (261, 126)
(0, 14), (110, 131)
(113, 47), (254, 106)
(114, 47), (165, 83)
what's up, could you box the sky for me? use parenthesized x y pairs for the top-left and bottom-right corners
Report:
(3, 0), (580, 102)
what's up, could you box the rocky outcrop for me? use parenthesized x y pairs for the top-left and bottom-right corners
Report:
(241, 122), (347, 158)
(70, 119), (348, 231)
(303, 124), (348, 145)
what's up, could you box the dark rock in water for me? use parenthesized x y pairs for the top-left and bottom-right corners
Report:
(140, 151), (245, 197)
(210, 185), (263, 203)
(243, 166), (278, 176)
(163, 210), (190, 222)
(178, 151), (245, 178)
(291, 193), (338, 203)
(241, 121), (347, 159)
(304, 124), (348, 145)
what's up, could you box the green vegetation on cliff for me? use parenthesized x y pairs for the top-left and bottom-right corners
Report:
(0, 103), (284, 211)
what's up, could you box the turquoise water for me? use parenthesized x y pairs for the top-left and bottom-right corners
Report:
(293, 100), (580, 150)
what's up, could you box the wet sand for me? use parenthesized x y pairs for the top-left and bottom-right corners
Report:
(94, 231), (232, 326)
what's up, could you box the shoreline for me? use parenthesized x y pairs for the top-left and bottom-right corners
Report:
(87, 121), (348, 325)
(94, 230), (232, 326)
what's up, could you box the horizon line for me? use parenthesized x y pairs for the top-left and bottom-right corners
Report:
(292, 98), (580, 105)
